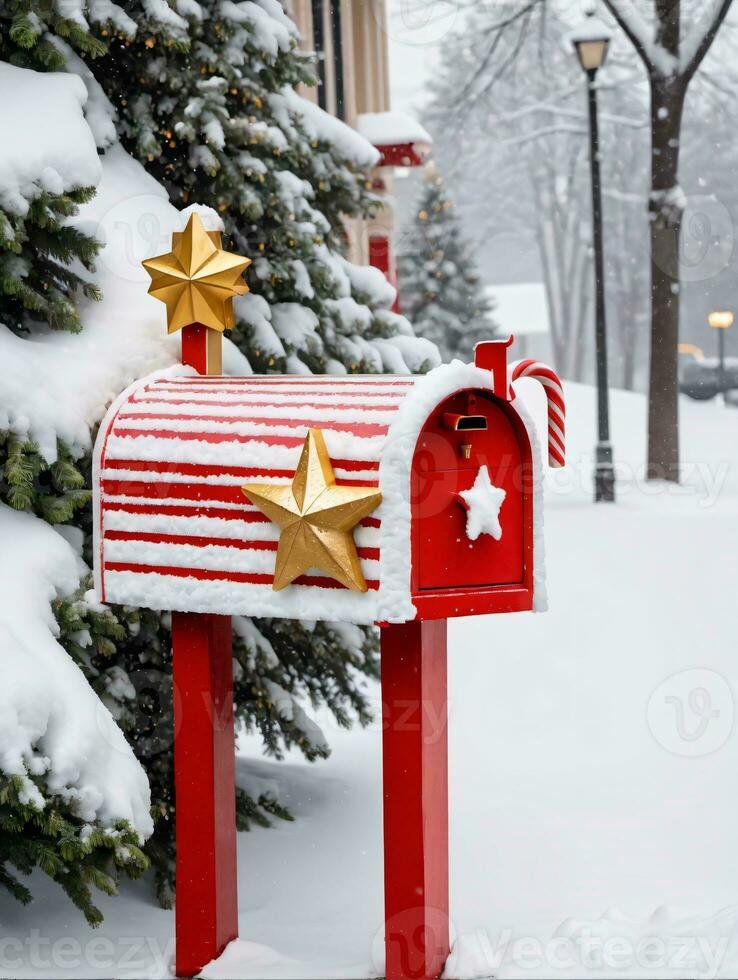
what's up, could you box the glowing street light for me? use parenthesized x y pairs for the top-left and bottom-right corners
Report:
(709, 310), (733, 400)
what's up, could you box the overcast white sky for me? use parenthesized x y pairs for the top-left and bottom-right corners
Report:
(385, 0), (590, 116)
(385, 0), (459, 116)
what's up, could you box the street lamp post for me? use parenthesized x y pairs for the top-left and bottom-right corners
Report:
(708, 310), (734, 401)
(572, 14), (615, 503)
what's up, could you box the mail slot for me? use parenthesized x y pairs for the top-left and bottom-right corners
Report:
(441, 412), (488, 432)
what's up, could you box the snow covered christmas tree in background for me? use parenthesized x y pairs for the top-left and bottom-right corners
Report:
(399, 171), (497, 361)
(0, 0), (438, 917)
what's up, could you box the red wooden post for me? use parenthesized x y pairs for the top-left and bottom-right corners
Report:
(173, 323), (237, 978)
(381, 619), (450, 980)
(181, 322), (223, 376)
(172, 613), (238, 977)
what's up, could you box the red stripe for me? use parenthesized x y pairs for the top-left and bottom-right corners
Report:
(548, 425), (565, 450)
(513, 364), (566, 416)
(97, 392), (124, 605)
(511, 361), (566, 465)
(102, 476), (379, 503)
(131, 395), (403, 412)
(102, 501), (381, 528)
(104, 530), (380, 561)
(540, 388), (566, 417)
(118, 413), (389, 436)
(103, 457), (379, 475)
(104, 561), (380, 591)
(104, 481), (255, 505)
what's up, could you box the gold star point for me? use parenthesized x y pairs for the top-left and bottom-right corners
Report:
(142, 212), (251, 334)
(242, 429), (382, 593)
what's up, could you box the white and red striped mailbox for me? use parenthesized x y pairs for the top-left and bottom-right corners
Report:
(92, 215), (565, 980)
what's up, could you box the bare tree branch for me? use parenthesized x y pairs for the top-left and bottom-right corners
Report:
(473, 9), (533, 102)
(476, 0), (543, 38)
(459, 0), (543, 101)
(601, 0), (658, 73)
(682, 0), (735, 80)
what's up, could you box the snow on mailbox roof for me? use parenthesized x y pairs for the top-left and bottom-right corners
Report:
(94, 361), (544, 624)
(356, 111), (432, 148)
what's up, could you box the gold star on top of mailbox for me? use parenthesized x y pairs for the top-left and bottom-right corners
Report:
(242, 429), (382, 593)
(142, 212), (251, 334)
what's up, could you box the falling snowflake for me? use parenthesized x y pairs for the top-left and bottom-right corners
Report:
(459, 466), (506, 542)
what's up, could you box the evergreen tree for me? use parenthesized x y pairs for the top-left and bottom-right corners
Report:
(399, 173), (497, 361)
(1, 0), (438, 912)
(0, 88), (148, 924)
(75, 0), (425, 905)
(90, 0), (424, 374)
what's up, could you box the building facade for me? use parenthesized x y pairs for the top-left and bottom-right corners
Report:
(285, 0), (429, 304)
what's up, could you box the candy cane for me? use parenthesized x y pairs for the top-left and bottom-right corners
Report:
(508, 359), (566, 468)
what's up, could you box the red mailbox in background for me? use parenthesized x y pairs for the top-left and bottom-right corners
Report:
(92, 216), (565, 980)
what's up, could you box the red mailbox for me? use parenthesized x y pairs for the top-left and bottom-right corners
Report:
(92, 217), (566, 980)
(94, 348), (562, 627)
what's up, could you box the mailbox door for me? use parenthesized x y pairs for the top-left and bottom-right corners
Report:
(410, 389), (534, 618)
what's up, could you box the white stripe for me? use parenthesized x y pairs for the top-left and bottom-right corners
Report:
(102, 509), (381, 547)
(103, 494), (260, 512)
(548, 419), (565, 445)
(101, 466), (381, 486)
(120, 402), (399, 426)
(549, 432), (565, 456)
(104, 433), (385, 467)
(105, 538), (381, 579)
(102, 571), (380, 623)
(102, 493), (386, 521)
(161, 373), (416, 383)
(163, 374), (415, 382)
(151, 381), (416, 397)
(518, 361), (547, 377)
(114, 416), (389, 438)
(535, 376), (564, 399)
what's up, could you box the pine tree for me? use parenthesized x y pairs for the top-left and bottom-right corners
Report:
(69, 0), (416, 905)
(399, 173), (497, 361)
(0, 52), (148, 923)
(90, 0), (427, 374)
(1, 0), (438, 912)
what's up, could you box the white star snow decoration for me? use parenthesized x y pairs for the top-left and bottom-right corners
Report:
(459, 466), (506, 542)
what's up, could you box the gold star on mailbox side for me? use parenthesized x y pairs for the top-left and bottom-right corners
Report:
(242, 430), (382, 593)
(142, 212), (251, 334)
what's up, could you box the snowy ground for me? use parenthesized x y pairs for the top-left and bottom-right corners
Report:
(2, 381), (738, 980)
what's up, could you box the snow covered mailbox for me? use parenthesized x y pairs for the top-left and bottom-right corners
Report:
(92, 215), (565, 980)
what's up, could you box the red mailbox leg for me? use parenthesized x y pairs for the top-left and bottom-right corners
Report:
(172, 612), (238, 977)
(381, 619), (450, 980)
